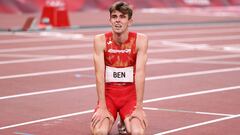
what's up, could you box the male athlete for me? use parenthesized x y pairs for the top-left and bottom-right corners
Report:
(91, 1), (148, 135)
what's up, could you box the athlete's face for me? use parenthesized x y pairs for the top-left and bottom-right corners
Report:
(110, 10), (132, 34)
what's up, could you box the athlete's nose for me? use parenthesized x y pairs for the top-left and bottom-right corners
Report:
(116, 16), (121, 22)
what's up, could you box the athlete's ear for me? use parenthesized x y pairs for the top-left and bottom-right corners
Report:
(109, 18), (111, 25)
(109, 17), (114, 26)
(128, 18), (133, 26)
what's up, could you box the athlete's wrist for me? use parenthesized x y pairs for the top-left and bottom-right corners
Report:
(135, 104), (143, 109)
(98, 102), (107, 109)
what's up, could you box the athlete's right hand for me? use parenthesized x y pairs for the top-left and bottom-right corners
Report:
(91, 107), (111, 128)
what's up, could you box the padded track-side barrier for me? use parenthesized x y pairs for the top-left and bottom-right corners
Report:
(0, 0), (240, 13)
(39, 0), (70, 28)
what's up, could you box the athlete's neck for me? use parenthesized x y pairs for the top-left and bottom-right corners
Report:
(112, 31), (129, 45)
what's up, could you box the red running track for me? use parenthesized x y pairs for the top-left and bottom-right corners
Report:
(0, 8), (240, 135)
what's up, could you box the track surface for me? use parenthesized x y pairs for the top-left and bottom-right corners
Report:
(0, 8), (240, 135)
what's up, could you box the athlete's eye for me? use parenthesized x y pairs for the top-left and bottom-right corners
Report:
(111, 15), (117, 19)
(120, 15), (127, 19)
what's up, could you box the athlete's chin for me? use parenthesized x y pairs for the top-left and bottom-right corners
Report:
(113, 29), (123, 34)
(113, 30), (123, 34)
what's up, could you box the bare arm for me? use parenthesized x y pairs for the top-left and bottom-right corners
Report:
(131, 33), (148, 128)
(93, 34), (106, 108)
(91, 34), (112, 128)
(135, 33), (148, 109)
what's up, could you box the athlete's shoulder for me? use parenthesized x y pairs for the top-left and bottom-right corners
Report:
(94, 34), (106, 51)
(94, 33), (105, 42)
(136, 32), (148, 50)
(136, 32), (148, 46)
(136, 32), (148, 41)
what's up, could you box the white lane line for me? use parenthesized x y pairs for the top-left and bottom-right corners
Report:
(143, 107), (235, 117)
(0, 47), (192, 65)
(154, 114), (240, 135)
(0, 67), (94, 80)
(224, 46), (240, 52)
(147, 54), (240, 65)
(159, 40), (240, 53)
(185, 60), (240, 65)
(1, 53), (240, 79)
(1, 26), (240, 44)
(1, 40), (238, 65)
(0, 44), (91, 53)
(0, 39), (199, 54)
(146, 67), (240, 81)
(0, 38), (68, 44)
(63, 34), (240, 43)
(171, 35), (240, 42)
(57, 22), (240, 33)
(0, 54), (56, 58)
(1, 67), (240, 99)
(0, 109), (94, 130)
(0, 54), (93, 64)
(146, 28), (240, 36)
(0, 85), (239, 130)
(0, 84), (96, 100)
(143, 85), (240, 104)
(148, 48), (192, 53)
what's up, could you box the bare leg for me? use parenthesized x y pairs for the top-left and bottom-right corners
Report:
(90, 117), (114, 135)
(124, 116), (145, 135)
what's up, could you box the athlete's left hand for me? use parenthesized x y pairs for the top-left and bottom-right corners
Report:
(91, 107), (112, 128)
(131, 108), (148, 129)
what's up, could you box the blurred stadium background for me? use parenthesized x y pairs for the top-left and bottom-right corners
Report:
(0, 0), (239, 31)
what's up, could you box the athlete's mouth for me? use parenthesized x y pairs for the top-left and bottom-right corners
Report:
(115, 24), (122, 29)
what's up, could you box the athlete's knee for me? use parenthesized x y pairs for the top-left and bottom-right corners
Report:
(91, 124), (109, 135)
(90, 117), (113, 135)
(92, 128), (109, 135)
(131, 127), (144, 135)
(129, 117), (146, 135)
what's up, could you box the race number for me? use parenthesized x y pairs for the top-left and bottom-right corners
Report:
(105, 66), (133, 82)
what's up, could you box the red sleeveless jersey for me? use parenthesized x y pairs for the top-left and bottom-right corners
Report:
(104, 32), (137, 85)
(104, 32), (137, 67)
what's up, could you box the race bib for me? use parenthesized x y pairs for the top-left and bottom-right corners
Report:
(105, 66), (133, 82)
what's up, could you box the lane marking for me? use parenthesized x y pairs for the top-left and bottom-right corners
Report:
(0, 54), (57, 58)
(1, 53), (240, 79)
(0, 67), (94, 80)
(0, 44), (91, 53)
(6, 22), (240, 34)
(224, 46), (240, 52)
(0, 84), (96, 100)
(1, 27), (240, 44)
(0, 37), (68, 44)
(14, 132), (33, 135)
(0, 85), (239, 130)
(146, 67), (240, 81)
(143, 107), (235, 117)
(1, 39), (239, 65)
(170, 35), (240, 42)
(147, 54), (240, 65)
(0, 54), (93, 64)
(0, 109), (94, 130)
(146, 28), (240, 36)
(1, 67), (240, 99)
(185, 60), (240, 65)
(155, 114), (240, 135)
(0, 47), (189, 65)
(52, 34), (240, 43)
(143, 85), (240, 103)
